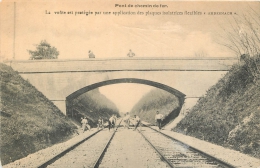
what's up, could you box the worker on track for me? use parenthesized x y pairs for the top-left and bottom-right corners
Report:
(123, 112), (130, 129)
(97, 117), (104, 130)
(155, 111), (164, 131)
(81, 116), (91, 133)
(133, 115), (141, 131)
(108, 115), (117, 131)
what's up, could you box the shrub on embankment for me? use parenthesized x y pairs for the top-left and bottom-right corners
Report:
(0, 63), (77, 165)
(69, 89), (119, 127)
(174, 55), (260, 158)
(130, 88), (180, 125)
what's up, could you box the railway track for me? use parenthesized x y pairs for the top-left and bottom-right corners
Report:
(38, 119), (122, 168)
(98, 125), (170, 168)
(33, 118), (236, 168)
(137, 123), (236, 168)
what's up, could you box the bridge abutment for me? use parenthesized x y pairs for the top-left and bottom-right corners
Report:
(164, 97), (200, 130)
(52, 100), (66, 114)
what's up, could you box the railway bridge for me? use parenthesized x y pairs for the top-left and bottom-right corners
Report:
(9, 57), (237, 116)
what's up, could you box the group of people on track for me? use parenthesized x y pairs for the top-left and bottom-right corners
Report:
(81, 111), (164, 133)
(80, 115), (118, 133)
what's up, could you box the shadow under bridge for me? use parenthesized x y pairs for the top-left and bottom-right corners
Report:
(65, 78), (186, 125)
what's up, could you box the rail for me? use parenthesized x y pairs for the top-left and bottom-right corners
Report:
(37, 128), (102, 168)
(92, 119), (123, 168)
(131, 120), (174, 168)
(141, 122), (236, 168)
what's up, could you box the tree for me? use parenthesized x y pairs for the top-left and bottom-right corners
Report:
(218, 9), (260, 58)
(218, 7), (260, 84)
(28, 40), (59, 60)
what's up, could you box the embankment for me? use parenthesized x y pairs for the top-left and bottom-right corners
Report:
(174, 57), (260, 158)
(0, 63), (77, 165)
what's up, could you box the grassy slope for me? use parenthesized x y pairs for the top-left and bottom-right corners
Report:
(130, 88), (180, 125)
(70, 89), (119, 126)
(174, 61), (260, 158)
(0, 63), (77, 165)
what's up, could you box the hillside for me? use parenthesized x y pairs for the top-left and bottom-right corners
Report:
(0, 63), (77, 165)
(130, 88), (181, 125)
(174, 56), (260, 158)
(69, 88), (119, 126)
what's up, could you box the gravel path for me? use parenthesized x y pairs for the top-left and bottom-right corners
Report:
(99, 127), (169, 168)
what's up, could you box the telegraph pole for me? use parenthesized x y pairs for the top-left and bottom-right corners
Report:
(13, 2), (16, 60)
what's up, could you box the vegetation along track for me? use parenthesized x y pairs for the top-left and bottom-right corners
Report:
(38, 119), (122, 168)
(138, 123), (236, 168)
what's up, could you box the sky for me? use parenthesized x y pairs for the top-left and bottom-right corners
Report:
(99, 83), (153, 113)
(2, 1), (259, 61)
(1, 1), (259, 112)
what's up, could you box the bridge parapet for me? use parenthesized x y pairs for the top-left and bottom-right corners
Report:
(9, 57), (238, 73)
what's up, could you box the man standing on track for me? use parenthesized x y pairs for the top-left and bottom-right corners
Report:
(81, 116), (91, 133)
(155, 111), (164, 131)
(123, 112), (130, 129)
(133, 115), (141, 131)
(97, 117), (104, 130)
(108, 115), (117, 131)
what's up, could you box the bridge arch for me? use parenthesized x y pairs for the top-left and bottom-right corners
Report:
(65, 78), (186, 117)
